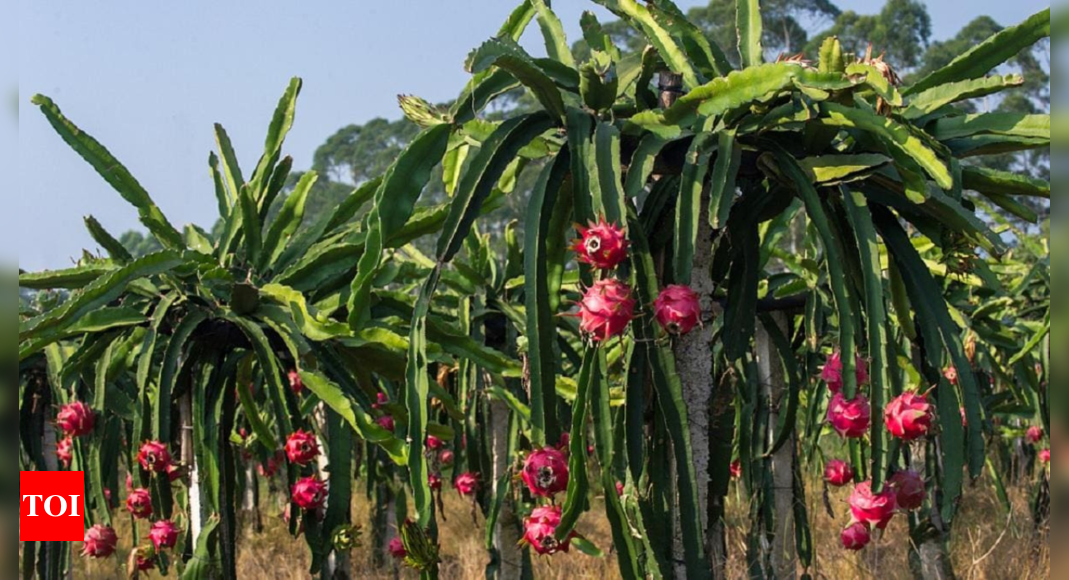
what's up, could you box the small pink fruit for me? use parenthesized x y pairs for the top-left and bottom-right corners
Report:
(288, 370), (305, 396)
(572, 219), (629, 270)
(943, 367), (959, 386)
(885, 392), (934, 441)
(653, 285), (702, 335)
(376, 415), (396, 432)
(615, 481), (625, 497)
(577, 279), (636, 343)
(821, 352), (869, 394)
(285, 430), (320, 466)
(1027, 426), (1045, 445)
(827, 393), (871, 439)
(126, 488), (153, 519)
(134, 548), (156, 571)
(841, 522), (872, 551)
(372, 392), (389, 410)
(56, 437), (74, 468)
(292, 477), (328, 511)
(388, 537), (407, 560)
(428, 474), (442, 491)
(57, 402), (95, 437)
(438, 450), (455, 466)
(426, 435), (444, 451)
(259, 452), (284, 478)
(889, 470), (926, 511)
(148, 520), (181, 551)
(1040, 449), (1050, 464)
(523, 506), (574, 556)
(730, 461), (742, 480)
(82, 525), (118, 559)
(848, 481), (897, 530)
(522, 447), (569, 498)
(557, 432), (570, 450)
(824, 460), (854, 488)
(137, 441), (172, 473)
(455, 472), (479, 497)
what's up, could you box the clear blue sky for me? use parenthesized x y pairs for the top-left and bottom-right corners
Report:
(16, 0), (1049, 272)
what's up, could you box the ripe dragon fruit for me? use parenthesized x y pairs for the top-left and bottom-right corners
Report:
(1027, 425), (1045, 445)
(827, 393), (871, 439)
(821, 352), (870, 395)
(848, 481), (898, 530)
(437, 450), (455, 467)
(288, 370), (305, 396)
(285, 430), (320, 466)
(615, 481), (625, 497)
(841, 522), (872, 551)
(82, 525), (118, 559)
(522, 447), (569, 498)
(372, 392), (389, 410)
(137, 441), (172, 473)
(1040, 449), (1051, 464)
(824, 460), (855, 488)
(57, 401), (95, 438)
(653, 285), (702, 335)
(133, 547), (157, 572)
(889, 470), (926, 511)
(577, 279), (636, 343)
(885, 392), (934, 441)
(388, 537), (407, 560)
(455, 472), (479, 497)
(943, 366), (959, 386)
(730, 461), (742, 480)
(572, 218), (629, 270)
(56, 437), (74, 468)
(428, 474), (443, 491)
(292, 477), (328, 511)
(425, 435), (444, 451)
(126, 488), (153, 520)
(376, 415), (396, 432)
(148, 520), (181, 551)
(523, 506), (575, 556)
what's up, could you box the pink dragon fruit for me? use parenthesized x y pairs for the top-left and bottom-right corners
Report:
(388, 537), (407, 560)
(57, 401), (95, 437)
(1040, 449), (1051, 464)
(577, 279), (636, 342)
(285, 430), (320, 466)
(292, 477), (328, 511)
(943, 366), (959, 386)
(730, 461), (742, 480)
(372, 392), (389, 410)
(148, 520), (181, 551)
(81, 525), (118, 559)
(376, 415), (396, 432)
(1027, 425), (1045, 445)
(889, 470), (926, 511)
(288, 370), (305, 396)
(827, 393), (871, 439)
(437, 450), (455, 466)
(821, 352), (870, 394)
(848, 481), (898, 530)
(841, 522), (872, 551)
(885, 392), (934, 441)
(523, 506), (575, 556)
(615, 481), (625, 497)
(522, 447), (569, 498)
(572, 218), (629, 270)
(126, 488), (153, 520)
(653, 285), (702, 335)
(56, 437), (74, 468)
(426, 435), (444, 451)
(134, 548), (157, 571)
(455, 472), (479, 497)
(137, 441), (172, 473)
(428, 474), (443, 491)
(824, 460), (854, 488)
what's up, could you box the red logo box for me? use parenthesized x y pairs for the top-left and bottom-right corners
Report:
(20, 471), (86, 542)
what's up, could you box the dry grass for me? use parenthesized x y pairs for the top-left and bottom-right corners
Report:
(54, 471), (1048, 579)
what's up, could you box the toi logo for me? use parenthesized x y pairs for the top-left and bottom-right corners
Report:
(20, 471), (86, 542)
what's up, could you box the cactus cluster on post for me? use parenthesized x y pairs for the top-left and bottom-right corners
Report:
(18, 1), (1049, 579)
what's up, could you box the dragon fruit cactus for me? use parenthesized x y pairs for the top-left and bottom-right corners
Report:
(388, 537), (407, 560)
(841, 522), (872, 551)
(454, 472), (479, 497)
(523, 506), (575, 556)
(848, 481), (898, 530)
(292, 477), (328, 511)
(824, 460), (855, 488)
(827, 393), (872, 439)
(82, 525), (118, 559)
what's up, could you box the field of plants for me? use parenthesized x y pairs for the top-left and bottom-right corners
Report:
(19, 1), (1050, 579)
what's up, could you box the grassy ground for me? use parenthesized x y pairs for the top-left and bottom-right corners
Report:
(57, 469), (1049, 579)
